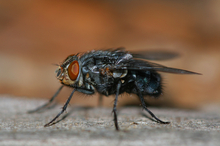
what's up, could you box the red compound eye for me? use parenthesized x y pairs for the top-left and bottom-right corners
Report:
(68, 60), (79, 81)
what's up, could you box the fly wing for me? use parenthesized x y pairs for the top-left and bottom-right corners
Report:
(101, 48), (179, 60)
(112, 59), (201, 75)
(131, 50), (179, 60)
(104, 47), (126, 52)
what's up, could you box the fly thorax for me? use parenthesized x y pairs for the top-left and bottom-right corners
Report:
(113, 70), (128, 78)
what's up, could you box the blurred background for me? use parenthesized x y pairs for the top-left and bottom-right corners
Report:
(0, 0), (220, 110)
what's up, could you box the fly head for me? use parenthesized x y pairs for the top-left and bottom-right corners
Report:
(55, 54), (82, 86)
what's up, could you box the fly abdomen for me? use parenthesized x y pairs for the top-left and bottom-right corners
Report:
(132, 70), (162, 97)
(145, 73), (162, 97)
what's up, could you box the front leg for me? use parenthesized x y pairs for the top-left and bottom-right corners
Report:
(75, 87), (95, 95)
(28, 85), (64, 113)
(44, 88), (76, 127)
(112, 81), (122, 131)
(44, 87), (95, 127)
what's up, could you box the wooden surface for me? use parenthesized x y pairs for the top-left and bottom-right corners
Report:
(0, 96), (220, 146)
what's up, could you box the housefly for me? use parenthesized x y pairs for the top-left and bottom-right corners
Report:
(29, 48), (200, 130)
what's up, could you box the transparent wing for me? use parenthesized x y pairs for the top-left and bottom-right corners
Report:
(112, 59), (201, 75)
(103, 47), (126, 52)
(102, 48), (179, 60)
(131, 50), (179, 60)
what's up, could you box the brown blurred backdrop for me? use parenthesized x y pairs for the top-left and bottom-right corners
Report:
(0, 0), (220, 110)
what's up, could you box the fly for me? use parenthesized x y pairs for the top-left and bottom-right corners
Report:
(29, 48), (201, 130)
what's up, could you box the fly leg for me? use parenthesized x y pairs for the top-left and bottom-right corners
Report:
(28, 85), (64, 113)
(135, 82), (170, 124)
(98, 95), (103, 107)
(139, 95), (170, 124)
(44, 88), (76, 127)
(112, 81), (121, 131)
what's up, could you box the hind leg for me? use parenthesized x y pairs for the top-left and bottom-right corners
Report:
(135, 81), (170, 124)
